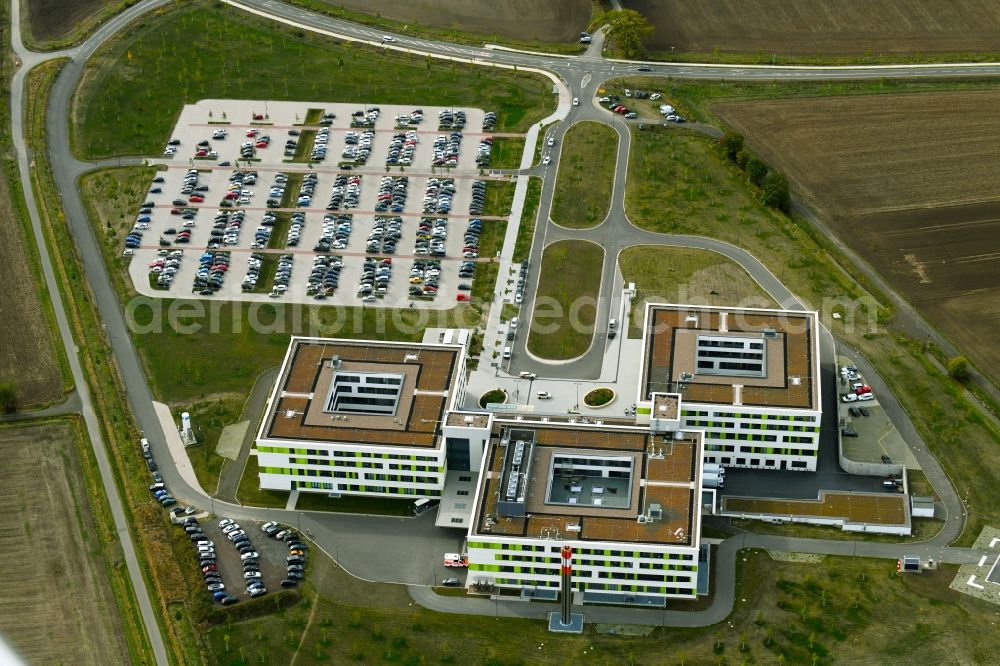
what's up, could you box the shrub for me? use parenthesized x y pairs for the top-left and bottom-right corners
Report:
(745, 156), (768, 186)
(719, 132), (745, 162)
(0, 382), (17, 413)
(762, 172), (791, 212)
(947, 356), (970, 381)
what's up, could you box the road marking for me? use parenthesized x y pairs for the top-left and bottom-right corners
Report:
(581, 73), (592, 89)
(967, 575), (984, 590)
(979, 555), (988, 566)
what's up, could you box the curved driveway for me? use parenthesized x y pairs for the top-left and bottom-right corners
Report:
(11, 0), (997, 642)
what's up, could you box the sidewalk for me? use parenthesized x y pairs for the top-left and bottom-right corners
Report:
(152, 401), (207, 496)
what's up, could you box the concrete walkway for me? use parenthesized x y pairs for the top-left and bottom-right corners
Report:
(152, 402), (207, 497)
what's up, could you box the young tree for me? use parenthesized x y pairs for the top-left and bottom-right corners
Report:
(592, 9), (655, 58)
(719, 132), (745, 162)
(762, 172), (791, 211)
(0, 382), (18, 413)
(947, 356), (970, 381)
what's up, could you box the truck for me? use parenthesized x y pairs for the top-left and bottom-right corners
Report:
(701, 473), (725, 489)
(702, 463), (725, 476)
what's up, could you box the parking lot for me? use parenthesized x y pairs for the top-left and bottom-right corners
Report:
(126, 100), (517, 307)
(837, 360), (919, 469)
(174, 513), (308, 605)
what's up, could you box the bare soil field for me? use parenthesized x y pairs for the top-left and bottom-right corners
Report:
(24, 0), (114, 42)
(625, 0), (1000, 56)
(0, 422), (129, 665)
(0, 168), (62, 405)
(311, 0), (591, 42)
(714, 90), (1000, 381)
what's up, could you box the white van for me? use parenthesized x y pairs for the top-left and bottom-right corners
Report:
(503, 347), (512, 359)
(536, 391), (552, 399)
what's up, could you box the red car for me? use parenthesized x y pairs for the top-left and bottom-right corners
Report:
(195, 149), (208, 157)
(201, 565), (217, 573)
(456, 293), (469, 301)
(255, 141), (268, 149)
(252, 113), (264, 120)
(189, 195), (204, 203)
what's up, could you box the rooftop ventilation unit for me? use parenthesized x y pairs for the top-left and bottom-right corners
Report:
(566, 524), (581, 533)
(404, 353), (420, 362)
(685, 315), (699, 326)
(284, 410), (297, 418)
(328, 355), (341, 369)
(649, 503), (663, 520)
(762, 327), (777, 338)
(464, 415), (474, 424)
(680, 372), (694, 382)
(790, 376), (802, 386)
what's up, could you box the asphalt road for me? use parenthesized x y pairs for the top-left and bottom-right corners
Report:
(9, 1), (173, 662)
(13, 0), (996, 637)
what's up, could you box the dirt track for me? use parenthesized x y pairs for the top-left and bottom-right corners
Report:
(625, 0), (1000, 56)
(714, 91), (1000, 381)
(316, 0), (590, 43)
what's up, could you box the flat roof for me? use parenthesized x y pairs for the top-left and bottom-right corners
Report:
(723, 491), (909, 526)
(473, 422), (700, 547)
(259, 337), (461, 448)
(641, 304), (819, 411)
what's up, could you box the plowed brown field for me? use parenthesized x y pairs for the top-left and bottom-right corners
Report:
(713, 91), (1000, 381)
(314, 0), (590, 43)
(625, 0), (1000, 56)
(0, 422), (129, 664)
(0, 168), (61, 405)
(25, 0), (113, 42)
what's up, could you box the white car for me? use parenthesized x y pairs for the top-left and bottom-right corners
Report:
(858, 393), (875, 401)
(841, 393), (858, 403)
(542, 155), (551, 165)
(650, 93), (662, 101)
(381, 35), (395, 43)
(547, 136), (555, 147)
(222, 523), (240, 534)
(572, 97), (579, 106)
(218, 518), (234, 528)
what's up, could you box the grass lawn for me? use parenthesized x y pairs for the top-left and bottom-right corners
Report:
(201, 548), (1000, 665)
(550, 121), (618, 228)
(179, 394), (246, 494)
(526, 240), (603, 360)
(470, 220), (506, 303)
(73, 0), (554, 159)
(624, 124), (1000, 545)
(583, 387), (614, 407)
(489, 136), (526, 169)
(618, 245), (776, 338)
(512, 176), (542, 263)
